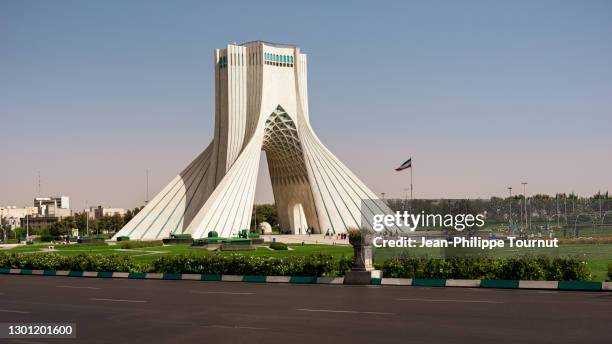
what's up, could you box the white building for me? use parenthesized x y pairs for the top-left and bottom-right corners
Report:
(34, 196), (71, 218)
(0, 206), (38, 229)
(113, 41), (392, 241)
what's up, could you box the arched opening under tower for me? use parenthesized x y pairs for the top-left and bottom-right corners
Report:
(289, 203), (308, 235)
(262, 105), (320, 234)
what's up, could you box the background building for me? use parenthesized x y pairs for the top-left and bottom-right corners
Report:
(0, 206), (38, 230)
(87, 206), (127, 220)
(34, 196), (71, 218)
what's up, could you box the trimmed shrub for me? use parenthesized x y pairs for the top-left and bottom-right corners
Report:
(119, 240), (164, 249)
(381, 256), (591, 281)
(269, 242), (288, 250)
(608, 262), (612, 281)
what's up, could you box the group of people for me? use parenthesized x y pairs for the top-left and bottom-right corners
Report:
(302, 227), (347, 240)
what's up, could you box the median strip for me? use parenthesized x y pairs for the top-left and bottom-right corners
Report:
(0, 269), (608, 291)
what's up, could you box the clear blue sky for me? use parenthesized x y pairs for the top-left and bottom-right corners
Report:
(1, 0), (611, 210)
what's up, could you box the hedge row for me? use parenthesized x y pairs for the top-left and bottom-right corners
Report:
(0, 253), (143, 273)
(381, 256), (591, 281)
(152, 253), (352, 277)
(0, 252), (352, 277)
(0, 252), (594, 280)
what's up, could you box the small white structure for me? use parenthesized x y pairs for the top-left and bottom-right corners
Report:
(113, 41), (391, 240)
(258, 222), (273, 235)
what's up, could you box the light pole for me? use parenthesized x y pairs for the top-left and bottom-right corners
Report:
(599, 190), (603, 221)
(521, 182), (528, 232)
(253, 205), (256, 231)
(556, 194), (560, 228)
(25, 206), (29, 242)
(564, 194), (568, 226)
(86, 200), (89, 237)
(508, 187), (513, 234)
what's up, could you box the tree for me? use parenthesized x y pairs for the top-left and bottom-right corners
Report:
(251, 204), (278, 229)
(111, 213), (124, 232)
(47, 217), (75, 237)
(124, 209), (134, 224)
(74, 212), (88, 233)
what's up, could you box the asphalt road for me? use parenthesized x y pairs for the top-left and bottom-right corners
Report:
(1, 275), (610, 344)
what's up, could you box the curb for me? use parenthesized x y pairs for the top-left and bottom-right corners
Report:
(0, 268), (609, 291)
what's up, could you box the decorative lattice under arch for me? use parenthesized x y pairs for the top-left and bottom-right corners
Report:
(262, 105), (308, 184)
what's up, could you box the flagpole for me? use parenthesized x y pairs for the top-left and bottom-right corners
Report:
(410, 162), (413, 213)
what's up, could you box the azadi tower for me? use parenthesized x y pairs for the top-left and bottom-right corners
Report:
(113, 41), (390, 240)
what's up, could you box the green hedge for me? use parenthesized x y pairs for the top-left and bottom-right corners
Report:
(269, 242), (288, 250)
(152, 253), (352, 277)
(0, 253), (143, 272)
(0, 252), (594, 280)
(119, 240), (164, 249)
(608, 262), (612, 281)
(381, 256), (591, 281)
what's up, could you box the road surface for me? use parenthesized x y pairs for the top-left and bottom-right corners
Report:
(1, 275), (610, 343)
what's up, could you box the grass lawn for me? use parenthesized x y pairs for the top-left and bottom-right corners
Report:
(4, 243), (353, 264)
(3, 242), (610, 280)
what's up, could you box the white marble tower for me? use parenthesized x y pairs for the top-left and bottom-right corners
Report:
(113, 41), (389, 240)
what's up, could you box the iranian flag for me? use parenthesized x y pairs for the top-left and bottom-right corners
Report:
(395, 158), (412, 171)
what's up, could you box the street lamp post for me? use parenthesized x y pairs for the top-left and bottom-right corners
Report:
(26, 208), (29, 242)
(86, 200), (89, 237)
(521, 182), (529, 233)
(599, 190), (603, 221)
(556, 194), (560, 228)
(564, 194), (568, 225)
(508, 187), (513, 234)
